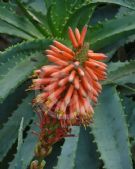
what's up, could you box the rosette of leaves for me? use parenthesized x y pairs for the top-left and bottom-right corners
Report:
(0, 0), (135, 169)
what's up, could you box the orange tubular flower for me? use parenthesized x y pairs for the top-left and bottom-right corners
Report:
(32, 26), (107, 125)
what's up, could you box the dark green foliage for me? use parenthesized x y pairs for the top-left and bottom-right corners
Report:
(91, 86), (132, 169)
(0, 0), (135, 169)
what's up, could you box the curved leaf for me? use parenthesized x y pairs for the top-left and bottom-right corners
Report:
(54, 127), (99, 169)
(8, 116), (38, 169)
(90, 0), (135, 10)
(0, 93), (34, 161)
(91, 85), (132, 169)
(122, 96), (135, 138)
(88, 12), (135, 50)
(0, 5), (43, 39)
(0, 19), (33, 40)
(54, 127), (80, 169)
(103, 61), (135, 85)
(0, 39), (52, 101)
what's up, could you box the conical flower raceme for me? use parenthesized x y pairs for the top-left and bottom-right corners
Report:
(31, 26), (107, 125)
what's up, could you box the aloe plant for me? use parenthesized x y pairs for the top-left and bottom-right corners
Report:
(0, 0), (135, 169)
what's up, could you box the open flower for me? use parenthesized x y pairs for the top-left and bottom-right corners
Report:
(31, 26), (107, 125)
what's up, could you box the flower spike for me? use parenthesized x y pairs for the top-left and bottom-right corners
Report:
(31, 26), (107, 126)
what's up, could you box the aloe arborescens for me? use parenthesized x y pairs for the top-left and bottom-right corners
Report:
(30, 26), (107, 168)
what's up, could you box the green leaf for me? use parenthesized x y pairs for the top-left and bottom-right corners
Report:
(90, 0), (135, 10)
(0, 19), (34, 40)
(62, 3), (96, 36)
(47, 0), (95, 36)
(25, 0), (47, 14)
(74, 127), (99, 169)
(91, 85), (132, 169)
(88, 12), (135, 50)
(0, 93), (34, 161)
(54, 127), (80, 169)
(16, 0), (49, 37)
(121, 96), (135, 138)
(103, 61), (135, 85)
(54, 127), (99, 169)
(0, 39), (52, 102)
(24, 7), (52, 36)
(8, 116), (38, 169)
(0, 4), (43, 39)
(44, 0), (53, 9)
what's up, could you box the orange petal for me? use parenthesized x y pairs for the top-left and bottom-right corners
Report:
(69, 70), (76, 82)
(49, 86), (66, 100)
(88, 50), (93, 53)
(44, 82), (58, 91)
(50, 45), (60, 53)
(53, 40), (75, 55)
(73, 75), (80, 89)
(81, 76), (91, 91)
(33, 78), (56, 85)
(79, 25), (87, 46)
(64, 84), (74, 106)
(88, 52), (107, 60)
(68, 27), (78, 48)
(78, 84), (87, 98)
(94, 71), (107, 80)
(47, 55), (68, 66)
(93, 67), (107, 75)
(46, 49), (70, 61)
(79, 99), (86, 116)
(46, 49), (58, 57)
(58, 77), (69, 86)
(41, 65), (60, 77)
(51, 64), (74, 77)
(73, 90), (80, 113)
(89, 58), (107, 68)
(93, 81), (102, 91)
(60, 51), (74, 60)
(77, 67), (85, 77)
(69, 101), (75, 119)
(88, 92), (98, 103)
(81, 98), (89, 113)
(85, 66), (98, 81)
(85, 61), (107, 71)
(88, 103), (94, 114)
(75, 28), (81, 43)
